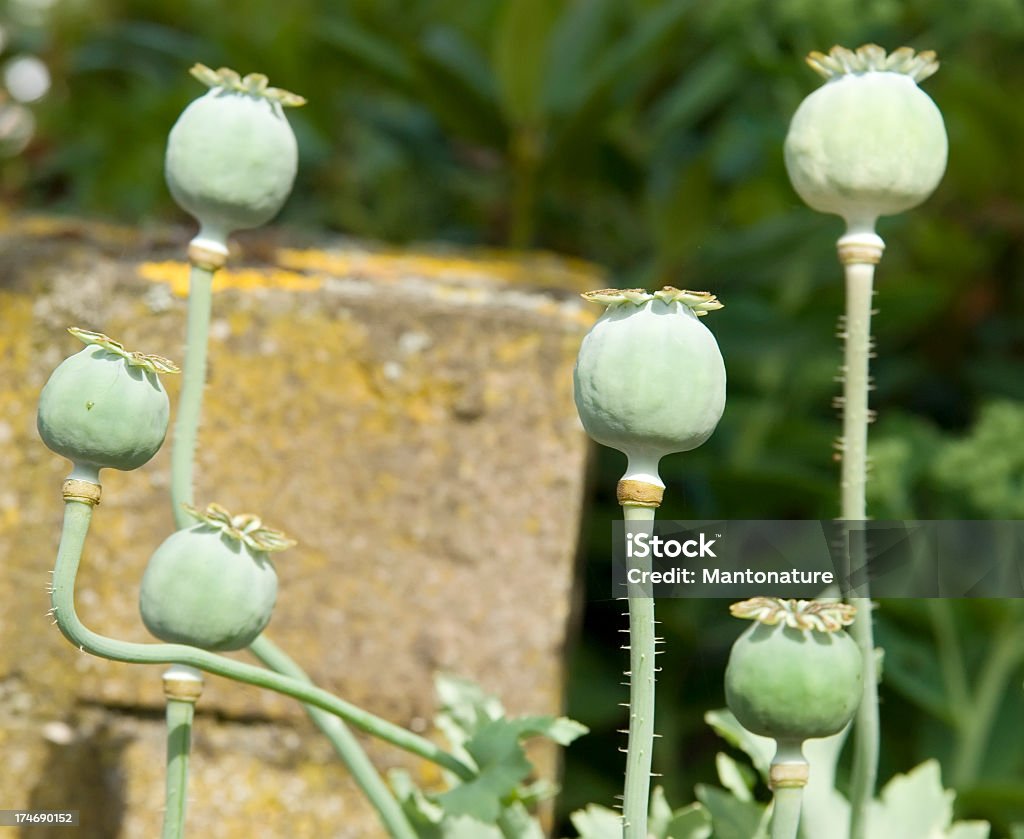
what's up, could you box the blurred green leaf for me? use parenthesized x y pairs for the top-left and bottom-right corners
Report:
(568, 803), (622, 839)
(315, 15), (417, 89)
(715, 752), (756, 802)
(868, 760), (964, 837)
(694, 784), (768, 839)
(948, 822), (992, 839)
(492, 0), (560, 126)
(704, 709), (773, 777)
(408, 26), (505, 147)
(663, 804), (713, 839)
(547, 0), (693, 163)
(543, 0), (617, 116)
(650, 47), (743, 140)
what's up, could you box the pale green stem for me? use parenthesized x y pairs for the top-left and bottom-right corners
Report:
(951, 614), (1024, 787)
(770, 740), (806, 839)
(622, 503), (656, 839)
(166, 243), (419, 839)
(170, 263), (214, 528)
(50, 498), (475, 781)
(162, 695), (194, 839)
(771, 787), (803, 839)
(841, 256), (879, 839)
(247, 635), (417, 839)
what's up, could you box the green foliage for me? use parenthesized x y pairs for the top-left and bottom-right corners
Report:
(390, 674), (586, 835)
(606, 712), (990, 839)
(871, 762), (989, 839)
(570, 786), (713, 839)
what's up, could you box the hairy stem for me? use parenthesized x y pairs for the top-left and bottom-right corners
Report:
(841, 254), (879, 839)
(248, 635), (417, 839)
(51, 498), (474, 780)
(170, 263), (214, 527)
(162, 694), (195, 839)
(622, 503), (656, 839)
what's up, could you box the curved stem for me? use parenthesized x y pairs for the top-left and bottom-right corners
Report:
(840, 255), (879, 839)
(771, 787), (803, 839)
(247, 635), (417, 839)
(51, 498), (474, 781)
(162, 694), (195, 839)
(170, 263), (215, 528)
(622, 503), (656, 839)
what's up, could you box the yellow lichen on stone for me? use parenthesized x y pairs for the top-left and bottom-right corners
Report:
(495, 334), (543, 365)
(138, 260), (325, 296)
(8, 213), (140, 245)
(277, 246), (602, 293)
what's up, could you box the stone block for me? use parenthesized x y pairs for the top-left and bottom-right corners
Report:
(0, 215), (598, 837)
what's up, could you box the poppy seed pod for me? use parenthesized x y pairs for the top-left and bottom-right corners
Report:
(140, 503), (294, 651)
(165, 64), (305, 248)
(725, 598), (862, 743)
(573, 287), (726, 487)
(37, 328), (179, 483)
(784, 44), (948, 235)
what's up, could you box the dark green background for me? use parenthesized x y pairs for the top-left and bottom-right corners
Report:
(9, 0), (1024, 833)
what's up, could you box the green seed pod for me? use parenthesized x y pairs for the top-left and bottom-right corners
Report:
(37, 328), (179, 483)
(784, 44), (948, 235)
(165, 64), (305, 247)
(573, 287), (726, 486)
(140, 503), (294, 651)
(725, 598), (862, 742)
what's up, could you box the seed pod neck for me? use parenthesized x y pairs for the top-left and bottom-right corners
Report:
(623, 451), (663, 488)
(838, 230), (885, 265)
(188, 232), (229, 270)
(67, 463), (101, 486)
(163, 664), (204, 703)
(770, 739), (809, 789)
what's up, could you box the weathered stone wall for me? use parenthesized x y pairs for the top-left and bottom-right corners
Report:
(0, 215), (598, 837)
